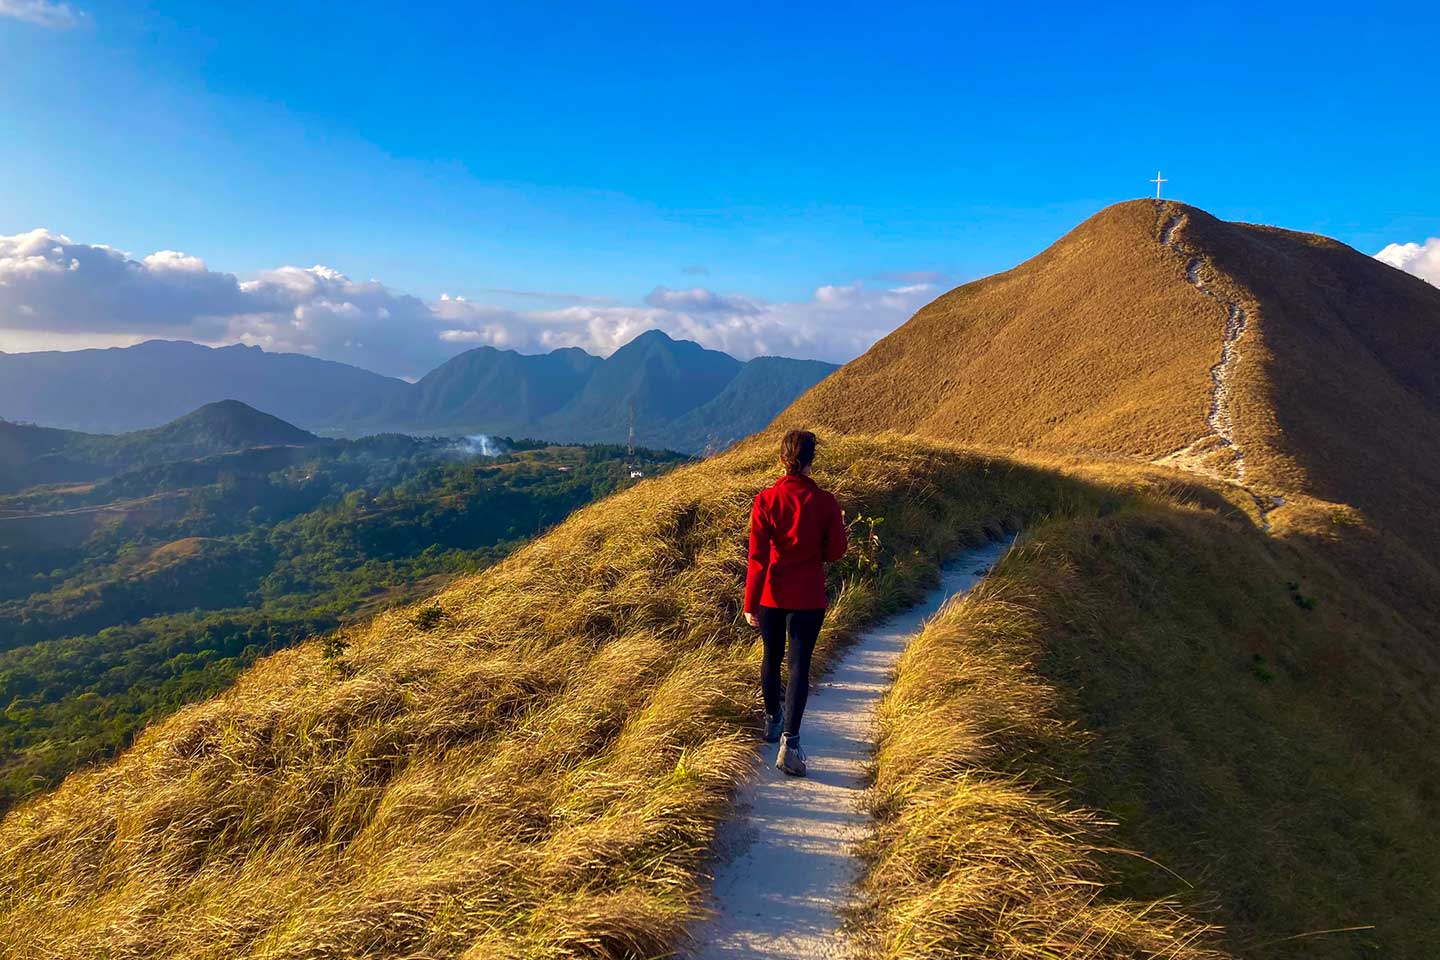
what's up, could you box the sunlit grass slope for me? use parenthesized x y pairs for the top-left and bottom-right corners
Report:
(0, 433), (1083, 959)
(777, 199), (1440, 572)
(860, 464), (1440, 960)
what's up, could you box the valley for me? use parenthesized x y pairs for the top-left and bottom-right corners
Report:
(0, 402), (688, 811)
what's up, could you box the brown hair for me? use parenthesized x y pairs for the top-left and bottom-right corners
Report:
(780, 429), (818, 475)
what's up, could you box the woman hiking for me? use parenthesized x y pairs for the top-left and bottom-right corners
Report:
(744, 429), (848, 776)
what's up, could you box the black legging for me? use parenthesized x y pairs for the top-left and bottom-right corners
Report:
(758, 606), (825, 738)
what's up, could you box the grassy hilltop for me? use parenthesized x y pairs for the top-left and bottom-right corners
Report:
(2, 201), (1438, 959)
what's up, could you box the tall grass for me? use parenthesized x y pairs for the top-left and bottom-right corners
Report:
(8, 434), (1427, 958)
(858, 545), (1226, 960)
(0, 433), (1081, 959)
(858, 477), (1440, 959)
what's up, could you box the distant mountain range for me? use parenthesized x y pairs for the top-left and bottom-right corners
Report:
(0, 331), (836, 453)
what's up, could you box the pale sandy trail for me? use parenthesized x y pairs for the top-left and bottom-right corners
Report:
(686, 539), (1013, 959)
(1154, 207), (1285, 530)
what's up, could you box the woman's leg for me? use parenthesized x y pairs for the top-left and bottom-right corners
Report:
(757, 606), (788, 719)
(783, 609), (825, 737)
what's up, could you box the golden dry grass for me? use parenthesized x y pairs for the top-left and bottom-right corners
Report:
(777, 200), (1226, 460)
(6, 198), (1438, 958)
(858, 461), (1440, 959)
(0, 432), (1083, 959)
(4, 432), (1435, 959)
(858, 573), (1226, 960)
(777, 199), (1440, 578)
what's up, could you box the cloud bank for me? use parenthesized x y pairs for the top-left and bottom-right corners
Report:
(1375, 237), (1440, 286)
(0, 0), (82, 28)
(0, 228), (942, 378)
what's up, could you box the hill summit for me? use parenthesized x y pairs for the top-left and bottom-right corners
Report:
(135, 399), (319, 451)
(779, 199), (1440, 565)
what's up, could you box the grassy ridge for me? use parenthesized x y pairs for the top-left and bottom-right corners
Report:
(0, 434), (1081, 959)
(861, 471), (1440, 959)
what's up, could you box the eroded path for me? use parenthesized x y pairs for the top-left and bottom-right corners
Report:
(1154, 209), (1251, 481)
(1153, 207), (1284, 529)
(686, 539), (1013, 959)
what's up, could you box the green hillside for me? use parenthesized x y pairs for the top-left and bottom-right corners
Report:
(0, 431), (688, 811)
(0, 399), (320, 493)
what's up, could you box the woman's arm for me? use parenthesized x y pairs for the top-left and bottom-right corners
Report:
(821, 495), (848, 563)
(744, 495), (771, 617)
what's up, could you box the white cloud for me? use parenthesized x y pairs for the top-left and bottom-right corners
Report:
(1376, 238), (1440, 286)
(0, 227), (945, 377)
(643, 286), (761, 314)
(0, 0), (82, 28)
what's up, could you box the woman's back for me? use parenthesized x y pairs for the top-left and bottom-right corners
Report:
(746, 472), (845, 612)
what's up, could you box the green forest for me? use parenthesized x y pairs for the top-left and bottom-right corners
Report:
(0, 432), (687, 810)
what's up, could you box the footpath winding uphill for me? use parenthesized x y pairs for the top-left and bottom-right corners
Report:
(687, 540), (1012, 958)
(1151, 206), (1285, 529)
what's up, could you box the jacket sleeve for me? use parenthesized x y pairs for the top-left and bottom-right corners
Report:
(821, 495), (848, 563)
(744, 495), (771, 614)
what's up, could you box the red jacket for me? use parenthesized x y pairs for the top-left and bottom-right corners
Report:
(745, 472), (848, 613)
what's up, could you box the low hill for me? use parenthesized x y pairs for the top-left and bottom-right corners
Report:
(0, 340), (410, 434)
(0, 401), (320, 493)
(115, 400), (320, 461)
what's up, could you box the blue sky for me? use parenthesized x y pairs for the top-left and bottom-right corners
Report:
(1, 1), (1437, 376)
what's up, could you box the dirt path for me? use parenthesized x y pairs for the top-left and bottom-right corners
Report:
(1154, 208), (1251, 481)
(686, 539), (1013, 959)
(1153, 206), (1284, 530)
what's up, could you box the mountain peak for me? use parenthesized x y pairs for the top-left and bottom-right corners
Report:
(148, 400), (318, 448)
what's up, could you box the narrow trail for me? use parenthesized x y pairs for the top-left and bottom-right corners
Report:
(1154, 209), (1250, 481)
(1152, 205), (1284, 531)
(687, 539), (1013, 959)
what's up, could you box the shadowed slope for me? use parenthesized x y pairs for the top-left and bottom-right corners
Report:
(1172, 207), (1440, 559)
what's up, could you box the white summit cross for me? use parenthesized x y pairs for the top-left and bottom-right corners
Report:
(1150, 170), (1168, 199)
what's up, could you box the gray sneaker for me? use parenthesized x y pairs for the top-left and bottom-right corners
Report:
(776, 735), (807, 776)
(764, 710), (784, 744)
